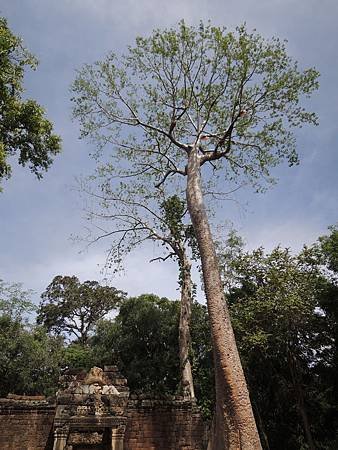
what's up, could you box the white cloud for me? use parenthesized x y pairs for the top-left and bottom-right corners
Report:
(242, 218), (327, 253)
(67, 0), (205, 29)
(1, 240), (186, 305)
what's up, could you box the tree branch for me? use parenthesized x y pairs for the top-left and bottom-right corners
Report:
(149, 253), (176, 263)
(155, 167), (187, 189)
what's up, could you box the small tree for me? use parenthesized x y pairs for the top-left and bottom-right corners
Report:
(318, 225), (338, 273)
(0, 17), (61, 189)
(0, 280), (64, 397)
(0, 316), (65, 397)
(72, 22), (319, 449)
(37, 275), (125, 345)
(0, 279), (36, 321)
(90, 294), (213, 411)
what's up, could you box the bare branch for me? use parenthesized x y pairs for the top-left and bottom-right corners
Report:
(155, 167), (187, 189)
(149, 253), (176, 263)
(137, 118), (189, 152)
(203, 183), (247, 197)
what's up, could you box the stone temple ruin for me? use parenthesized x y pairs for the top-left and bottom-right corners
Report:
(0, 366), (208, 450)
(53, 366), (129, 450)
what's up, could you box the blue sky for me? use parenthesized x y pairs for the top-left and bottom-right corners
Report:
(0, 0), (337, 304)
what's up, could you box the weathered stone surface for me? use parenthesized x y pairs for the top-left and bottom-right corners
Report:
(84, 366), (106, 386)
(53, 366), (129, 450)
(68, 430), (103, 445)
(124, 396), (209, 450)
(7, 394), (46, 401)
(102, 385), (120, 395)
(0, 367), (209, 449)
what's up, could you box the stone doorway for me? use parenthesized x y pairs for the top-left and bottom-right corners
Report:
(53, 366), (129, 450)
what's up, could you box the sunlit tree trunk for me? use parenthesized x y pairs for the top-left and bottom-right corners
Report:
(186, 147), (261, 450)
(178, 248), (195, 398)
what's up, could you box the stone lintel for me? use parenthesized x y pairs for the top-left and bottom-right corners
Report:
(55, 416), (127, 429)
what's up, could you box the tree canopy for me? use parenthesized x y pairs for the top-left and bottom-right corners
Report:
(72, 21), (318, 193)
(0, 279), (36, 321)
(37, 275), (125, 345)
(0, 17), (61, 189)
(220, 234), (338, 449)
(90, 294), (213, 412)
(0, 280), (64, 397)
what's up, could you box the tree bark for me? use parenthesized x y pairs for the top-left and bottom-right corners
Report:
(178, 248), (195, 398)
(288, 352), (316, 450)
(186, 147), (261, 450)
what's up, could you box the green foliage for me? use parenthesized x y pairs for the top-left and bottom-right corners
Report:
(95, 294), (180, 393)
(160, 195), (186, 242)
(0, 279), (36, 321)
(37, 275), (125, 344)
(189, 302), (214, 419)
(160, 194), (199, 284)
(0, 316), (64, 397)
(0, 17), (61, 189)
(88, 318), (119, 366)
(220, 238), (338, 449)
(0, 280), (65, 397)
(72, 21), (319, 193)
(90, 294), (213, 414)
(315, 226), (338, 448)
(63, 343), (95, 370)
(228, 247), (324, 355)
(319, 224), (338, 273)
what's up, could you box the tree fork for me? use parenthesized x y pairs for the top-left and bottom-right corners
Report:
(186, 147), (261, 450)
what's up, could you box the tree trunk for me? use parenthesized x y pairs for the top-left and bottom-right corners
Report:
(186, 147), (261, 450)
(298, 400), (316, 450)
(288, 352), (316, 450)
(253, 401), (271, 450)
(178, 249), (195, 398)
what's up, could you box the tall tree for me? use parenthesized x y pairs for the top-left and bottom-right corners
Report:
(80, 173), (198, 397)
(72, 22), (319, 449)
(161, 195), (198, 398)
(0, 17), (61, 189)
(37, 275), (125, 345)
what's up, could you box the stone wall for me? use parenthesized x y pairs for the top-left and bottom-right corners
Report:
(0, 399), (55, 450)
(0, 396), (208, 449)
(125, 395), (209, 450)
